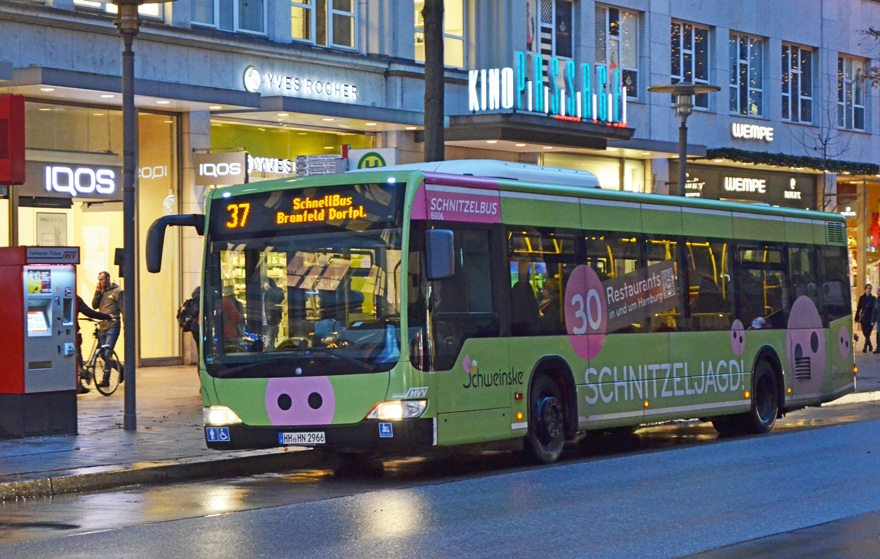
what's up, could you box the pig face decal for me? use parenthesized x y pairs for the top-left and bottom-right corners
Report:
(786, 296), (826, 396)
(838, 326), (851, 359)
(731, 320), (745, 356)
(265, 376), (336, 426)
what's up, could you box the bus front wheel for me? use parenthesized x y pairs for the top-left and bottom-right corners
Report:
(524, 375), (566, 464)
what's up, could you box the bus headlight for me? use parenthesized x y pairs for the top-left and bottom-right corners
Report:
(366, 400), (427, 420)
(204, 406), (243, 426)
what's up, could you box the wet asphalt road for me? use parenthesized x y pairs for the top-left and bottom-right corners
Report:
(2, 401), (880, 558)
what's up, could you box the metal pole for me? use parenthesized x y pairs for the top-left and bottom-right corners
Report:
(677, 115), (688, 197)
(119, 5), (139, 431)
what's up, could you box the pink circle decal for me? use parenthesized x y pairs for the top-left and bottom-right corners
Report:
(838, 326), (851, 359)
(265, 376), (336, 426)
(786, 296), (826, 395)
(731, 319), (745, 356)
(564, 265), (607, 360)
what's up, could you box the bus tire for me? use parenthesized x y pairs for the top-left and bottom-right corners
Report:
(524, 374), (566, 464)
(712, 359), (779, 436)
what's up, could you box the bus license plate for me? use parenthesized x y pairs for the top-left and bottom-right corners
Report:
(279, 432), (326, 445)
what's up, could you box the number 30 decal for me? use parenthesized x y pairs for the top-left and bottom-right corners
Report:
(564, 265), (607, 360)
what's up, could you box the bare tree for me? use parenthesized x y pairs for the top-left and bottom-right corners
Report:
(423, 0), (445, 162)
(792, 105), (852, 212)
(863, 27), (880, 86)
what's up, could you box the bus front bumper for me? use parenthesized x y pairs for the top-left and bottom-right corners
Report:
(204, 418), (434, 451)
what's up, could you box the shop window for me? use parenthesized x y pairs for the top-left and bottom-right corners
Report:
(729, 33), (763, 116)
(782, 44), (814, 124)
(596, 5), (638, 99)
(838, 55), (866, 131)
(671, 21), (710, 109)
(192, 0), (266, 34)
(525, 0), (573, 60)
(414, 0), (466, 68)
(74, 0), (163, 19)
(291, 0), (356, 49)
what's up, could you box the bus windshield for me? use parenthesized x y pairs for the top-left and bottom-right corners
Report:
(203, 182), (405, 377)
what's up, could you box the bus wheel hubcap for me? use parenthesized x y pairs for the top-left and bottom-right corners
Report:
(536, 397), (563, 443)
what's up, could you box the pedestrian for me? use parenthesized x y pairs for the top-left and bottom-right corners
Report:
(92, 271), (124, 387)
(177, 286), (200, 350)
(873, 295), (880, 355)
(76, 295), (112, 393)
(856, 284), (875, 353)
(261, 278), (285, 350)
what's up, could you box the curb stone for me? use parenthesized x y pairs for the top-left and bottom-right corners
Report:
(0, 448), (330, 501)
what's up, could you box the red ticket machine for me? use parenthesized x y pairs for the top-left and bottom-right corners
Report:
(0, 247), (79, 437)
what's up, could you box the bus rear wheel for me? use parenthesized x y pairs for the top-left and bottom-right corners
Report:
(712, 359), (779, 437)
(524, 375), (566, 464)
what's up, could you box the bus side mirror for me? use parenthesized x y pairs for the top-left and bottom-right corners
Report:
(146, 214), (205, 273)
(426, 229), (455, 280)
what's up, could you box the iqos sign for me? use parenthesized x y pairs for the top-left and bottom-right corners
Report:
(44, 166), (116, 197)
(195, 152), (248, 186)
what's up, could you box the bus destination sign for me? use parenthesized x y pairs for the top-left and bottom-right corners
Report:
(276, 194), (367, 225)
(210, 183), (403, 238)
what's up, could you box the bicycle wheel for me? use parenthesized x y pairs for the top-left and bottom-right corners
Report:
(95, 351), (123, 396)
(80, 363), (94, 389)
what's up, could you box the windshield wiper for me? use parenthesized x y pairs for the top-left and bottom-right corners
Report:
(210, 349), (377, 377)
(210, 356), (295, 378)
(304, 347), (378, 373)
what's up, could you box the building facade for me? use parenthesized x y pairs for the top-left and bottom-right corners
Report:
(0, 0), (877, 364)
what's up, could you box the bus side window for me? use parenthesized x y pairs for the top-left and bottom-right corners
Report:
(687, 240), (734, 331)
(819, 246), (852, 326)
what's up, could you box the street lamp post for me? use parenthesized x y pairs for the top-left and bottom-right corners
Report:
(647, 83), (720, 196)
(111, 0), (173, 431)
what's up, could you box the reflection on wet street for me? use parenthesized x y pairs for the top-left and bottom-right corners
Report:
(2, 400), (879, 547)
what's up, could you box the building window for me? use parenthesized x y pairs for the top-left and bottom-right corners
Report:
(671, 21), (710, 109)
(838, 55), (866, 131)
(192, 0), (266, 34)
(525, 0), (573, 60)
(782, 44), (814, 124)
(415, 0), (466, 68)
(291, 0), (356, 49)
(729, 33), (763, 116)
(596, 5), (638, 98)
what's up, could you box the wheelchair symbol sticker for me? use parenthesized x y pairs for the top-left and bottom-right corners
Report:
(206, 427), (230, 442)
(379, 423), (393, 438)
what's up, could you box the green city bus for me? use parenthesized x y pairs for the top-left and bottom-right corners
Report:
(147, 160), (855, 464)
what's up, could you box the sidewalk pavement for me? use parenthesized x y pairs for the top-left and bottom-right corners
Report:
(0, 365), (325, 501)
(1, 353), (879, 501)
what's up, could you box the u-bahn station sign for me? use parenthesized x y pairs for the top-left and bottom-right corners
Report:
(451, 51), (635, 150)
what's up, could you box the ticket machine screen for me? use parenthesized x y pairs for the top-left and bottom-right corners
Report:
(27, 299), (52, 337)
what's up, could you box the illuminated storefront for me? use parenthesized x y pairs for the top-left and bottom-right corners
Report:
(0, 101), (181, 364)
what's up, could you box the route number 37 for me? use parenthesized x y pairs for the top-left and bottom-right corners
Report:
(225, 203), (251, 229)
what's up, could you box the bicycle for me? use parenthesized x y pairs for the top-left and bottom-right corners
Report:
(78, 318), (125, 396)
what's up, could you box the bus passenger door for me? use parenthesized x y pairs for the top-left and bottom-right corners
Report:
(428, 226), (511, 446)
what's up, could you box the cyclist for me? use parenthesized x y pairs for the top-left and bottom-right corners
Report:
(76, 295), (111, 393)
(92, 271), (124, 388)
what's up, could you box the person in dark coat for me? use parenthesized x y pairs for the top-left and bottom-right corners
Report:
(856, 284), (876, 352)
